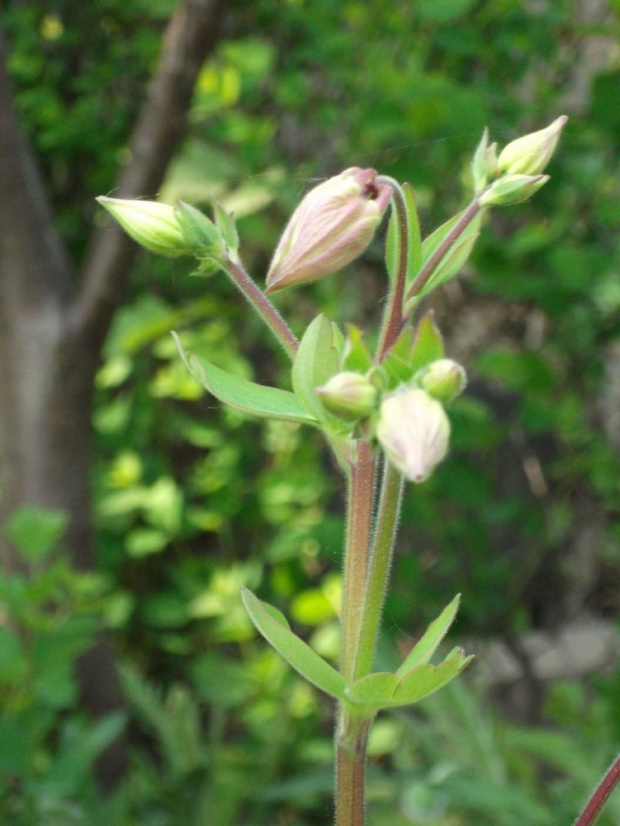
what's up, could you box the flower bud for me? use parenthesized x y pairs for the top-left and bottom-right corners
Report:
(266, 168), (391, 293)
(478, 174), (549, 207)
(418, 359), (467, 404)
(317, 371), (377, 421)
(97, 197), (191, 257)
(496, 115), (568, 177)
(376, 389), (450, 483)
(471, 128), (498, 194)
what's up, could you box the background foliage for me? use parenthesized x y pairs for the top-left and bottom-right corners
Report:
(1, 0), (619, 823)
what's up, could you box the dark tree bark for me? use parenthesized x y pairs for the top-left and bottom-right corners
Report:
(0, 0), (225, 789)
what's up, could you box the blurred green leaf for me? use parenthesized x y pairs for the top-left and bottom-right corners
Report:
(4, 507), (68, 562)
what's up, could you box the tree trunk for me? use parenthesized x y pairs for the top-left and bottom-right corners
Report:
(0, 0), (225, 790)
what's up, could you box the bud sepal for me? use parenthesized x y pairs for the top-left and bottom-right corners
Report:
(479, 174), (549, 207)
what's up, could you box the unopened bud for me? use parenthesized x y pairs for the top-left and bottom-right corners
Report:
(317, 371), (377, 421)
(479, 174), (549, 207)
(419, 359), (467, 404)
(376, 389), (450, 483)
(96, 197), (191, 257)
(266, 168), (391, 293)
(497, 115), (568, 177)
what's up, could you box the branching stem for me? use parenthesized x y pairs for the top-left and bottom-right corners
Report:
(222, 255), (299, 358)
(407, 198), (480, 302)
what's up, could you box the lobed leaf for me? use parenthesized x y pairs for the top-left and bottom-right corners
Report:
(395, 594), (461, 678)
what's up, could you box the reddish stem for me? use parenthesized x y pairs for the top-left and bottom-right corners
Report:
(575, 753), (620, 826)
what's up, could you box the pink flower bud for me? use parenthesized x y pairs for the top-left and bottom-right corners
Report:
(376, 389), (450, 483)
(265, 168), (391, 293)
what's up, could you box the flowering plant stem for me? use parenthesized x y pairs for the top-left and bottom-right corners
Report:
(335, 180), (411, 826)
(221, 254), (299, 358)
(408, 197), (481, 302)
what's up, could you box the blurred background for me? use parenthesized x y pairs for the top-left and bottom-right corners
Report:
(0, 1), (619, 824)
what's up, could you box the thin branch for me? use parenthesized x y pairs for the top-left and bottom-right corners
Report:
(574, 753), (620, 826)
(72, 0), (226, 343)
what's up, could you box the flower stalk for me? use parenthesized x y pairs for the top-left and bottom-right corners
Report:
(221, 255), (299, 359)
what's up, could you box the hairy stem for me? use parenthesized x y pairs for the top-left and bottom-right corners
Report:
(336, 441), (376, 826)
(335, 711), (371, 826)
(354, 460), (404, 678)
(340, 440), (376, 681)
(222, 256), (299, 358)
(574, 753), (620, 826)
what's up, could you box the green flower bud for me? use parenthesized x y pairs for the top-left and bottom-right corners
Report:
(265, 168), (391, 293)
(471, 128), (498, 194)
(317, 371), (377, 421)
(479, 174), (549, 207)
(497, 115), (568, 177)
(376, 389), (450, 483)
(418, 359), (467, 404)
(96, 197), (191, 257)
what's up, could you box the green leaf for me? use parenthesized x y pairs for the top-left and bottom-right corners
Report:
(172, 331), (317, 424)
(345, 672), (399, 706)
(291, 314), (345, 429)
(418, 231), (480, 299)
(385, 210), (398, 282)
(385, 183), (422, 286)
(396, 594), (461, 678)
(346, 650), (473, 710)
(382, 326), (416, 388)
(403, 183), (423, 282)
(342, 324), (373, 374)
(4, 507), (68, 562)
(409, 312), (444, 374)
(408, 209), (482, 299)
(392, 650), (473, 705)
(240, 587), (347, 700)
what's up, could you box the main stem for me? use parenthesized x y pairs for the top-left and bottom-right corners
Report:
(336, 180), (411, 826)
(335, 709), (372, 826)
(340, 441), (376, 681)
(336, 442), (375, 826)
